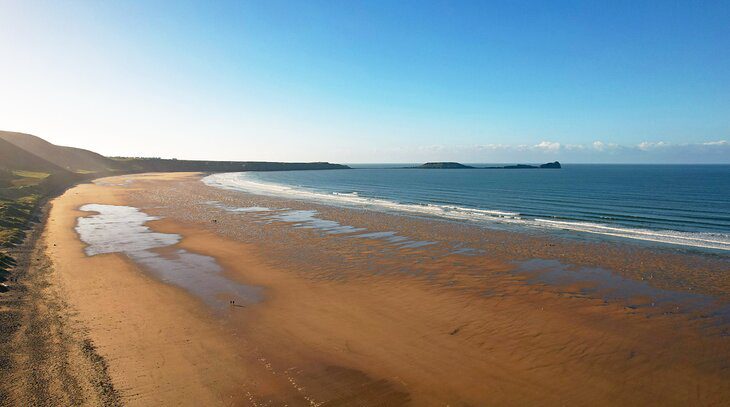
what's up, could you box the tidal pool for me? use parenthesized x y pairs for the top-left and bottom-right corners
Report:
(514, 258), (730, 323)
(76, 204), (262, 308)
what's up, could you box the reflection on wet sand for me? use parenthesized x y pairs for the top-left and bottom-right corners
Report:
(514, 258), (730, 324)
(76, 204), (262, 308)
(201, 200), (730, 323)
(205, 200), (437, 249)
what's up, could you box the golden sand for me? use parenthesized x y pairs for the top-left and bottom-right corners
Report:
(44, 172), (730, 405)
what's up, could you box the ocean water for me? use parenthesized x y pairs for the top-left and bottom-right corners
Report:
(203, 165), (730, 253)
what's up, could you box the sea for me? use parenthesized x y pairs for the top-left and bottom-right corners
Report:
(203, 164), (730, 254)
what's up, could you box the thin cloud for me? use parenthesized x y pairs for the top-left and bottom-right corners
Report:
(534, 141), (561, 152)
(702, 140), (728, 146)
(405, 139), (730, 164)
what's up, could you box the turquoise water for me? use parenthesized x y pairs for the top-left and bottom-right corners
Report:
(203, 165), (730, 252)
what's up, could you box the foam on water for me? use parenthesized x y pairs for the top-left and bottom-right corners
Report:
(532, 219), (730, 250)
(203, 173), (730, 252)
(76, 204), (262, 308)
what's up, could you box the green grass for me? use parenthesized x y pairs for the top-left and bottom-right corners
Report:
(10, 170), (50, 187)
(0, 194), (40, 278)
(12, 170), (50, 179)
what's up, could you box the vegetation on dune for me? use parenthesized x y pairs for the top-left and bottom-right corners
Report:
(0, 250), (15, 291)
(0, 132), (82, 285)
(0, 195), (40, 285)
(0, 196), (40, 245)
(0, 163), (63, 285)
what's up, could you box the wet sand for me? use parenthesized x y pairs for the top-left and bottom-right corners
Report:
(44, 172), (730, 405)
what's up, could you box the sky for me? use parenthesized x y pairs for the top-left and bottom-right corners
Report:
(1, 0), (729, 163)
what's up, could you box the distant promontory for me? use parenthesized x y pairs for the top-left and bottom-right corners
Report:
(412, 161), (561, 169)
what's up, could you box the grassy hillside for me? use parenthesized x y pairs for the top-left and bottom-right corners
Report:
(0, 138), (81, 197)
(0, 138), (71, 175)
(2, 131), (350, 175)
(0, 137), (82, 287)
(0, 131), (122, 173)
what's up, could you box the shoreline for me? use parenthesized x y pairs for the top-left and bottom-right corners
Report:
(202, 169), (730, 254)
(5, 172), (730, 405)
(201, 172), (730, 302)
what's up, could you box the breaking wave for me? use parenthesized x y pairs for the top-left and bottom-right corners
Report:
(203, 172), (730, 252)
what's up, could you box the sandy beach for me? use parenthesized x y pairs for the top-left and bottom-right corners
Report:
(4, 2), (729, 405)
(22, 172), (730, 405)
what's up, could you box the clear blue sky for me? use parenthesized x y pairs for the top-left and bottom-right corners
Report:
(1, 1), (728, 163)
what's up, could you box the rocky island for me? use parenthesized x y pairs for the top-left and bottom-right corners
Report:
(417, 162), (475, 169)
(484, 161), (562, 169)
(412, 161), (561, 169)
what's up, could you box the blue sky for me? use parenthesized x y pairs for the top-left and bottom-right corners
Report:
(1, 1), (729, 163)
